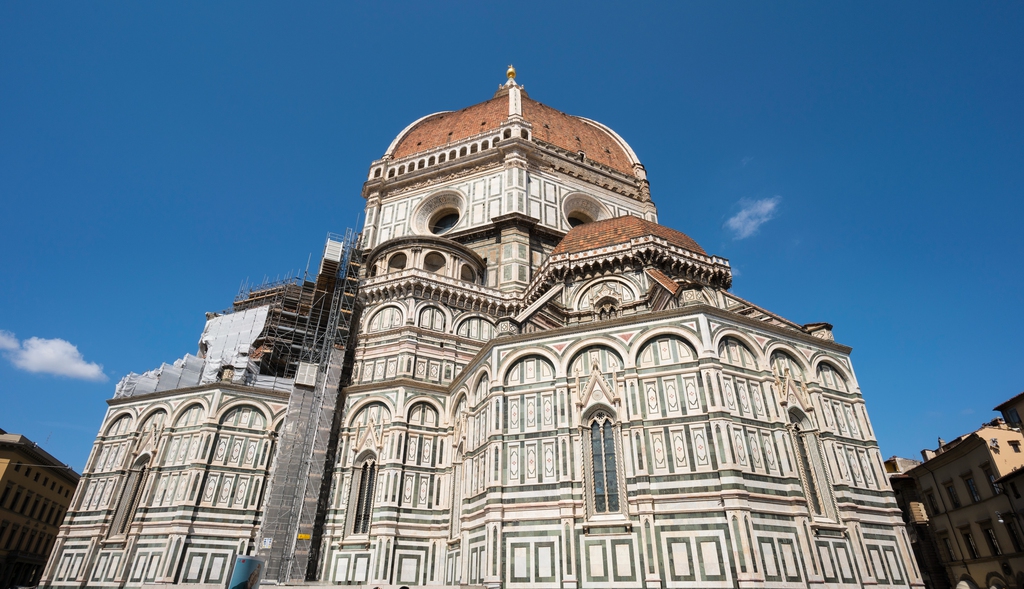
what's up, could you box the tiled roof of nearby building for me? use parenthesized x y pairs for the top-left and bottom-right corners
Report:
(551, 216), (707, 256)
(994, 391), (1024, 411)
(389, 93), (638, 177)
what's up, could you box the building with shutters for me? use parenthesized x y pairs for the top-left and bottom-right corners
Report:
(0, 428), (79, 588)
(41, 67), (919, 589)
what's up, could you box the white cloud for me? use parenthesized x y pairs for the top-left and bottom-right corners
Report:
(725, 196), (781, 239)
(0, 330), (18, 351)
(0, 331), (107, 381)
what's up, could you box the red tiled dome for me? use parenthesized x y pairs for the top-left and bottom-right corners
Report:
(386, 89), (641, 177)
(551, 216), (706, 256)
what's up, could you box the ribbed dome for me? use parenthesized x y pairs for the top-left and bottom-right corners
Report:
(384, 84), (643, 178)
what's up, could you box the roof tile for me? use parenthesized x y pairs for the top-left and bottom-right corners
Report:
(551, 216), (706, 257)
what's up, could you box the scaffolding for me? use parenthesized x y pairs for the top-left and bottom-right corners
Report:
(256, 230), (363, 583)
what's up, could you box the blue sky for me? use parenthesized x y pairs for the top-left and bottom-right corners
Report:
(1, 3), (1022, 472)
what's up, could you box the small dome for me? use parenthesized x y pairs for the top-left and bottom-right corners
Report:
(551, 216), (706, 256)
(385, 88), (642, 178)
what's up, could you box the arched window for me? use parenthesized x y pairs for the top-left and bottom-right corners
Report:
(470, 144), (478, 154)
(473, 375), (489, 404)
(816, 362), (848, 392)
(388, 169), (395, 178)
(220, 406), (265, 430)
(459, 147), (467, 157)
(408, 402), (438, 427)
(637, 335), (696, 368)
(719, 337), (757, 369)
(504, 355), (555, 385)
(439, 153), (447, 163)
(388, 252), (407, 271)
(109, 455), (151, 537)
(368, 306), (403, 332)
(456, 317), (495, 341)
(350, 457), (377, 535)
(587, 412), (620, 514)
(174, 404), (205, 428)
(374, 168), (381, 178)
(428, 156), (436, 166)
(139, 410), (166, 433)
(568, 345), (622, 378)
(419, 307), (446, 332)
(105, 414), (132, 437)
(771, 350), (805, 381)
(481, 140), (489, 150)
(423, 252), (446, 272)
(503, 129), (512, 139)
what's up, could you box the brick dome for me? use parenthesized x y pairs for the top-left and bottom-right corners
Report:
(383, 84), (643, 178)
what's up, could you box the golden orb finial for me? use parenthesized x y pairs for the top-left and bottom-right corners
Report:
(506, 64), (516, 80)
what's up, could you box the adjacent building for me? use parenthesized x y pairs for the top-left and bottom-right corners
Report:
(897, 398), (1024, 589)
(41, 69), (919, 588)
(0, 428), (80, 588)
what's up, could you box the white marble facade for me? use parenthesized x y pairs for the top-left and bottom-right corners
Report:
(43, 74), (919, 589)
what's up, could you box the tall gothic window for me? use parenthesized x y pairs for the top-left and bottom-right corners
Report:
(351, 458), (377, 535)
(588, 412), (620, 514)
(109, 455), (151, 537)
(789, 408), (835, 520)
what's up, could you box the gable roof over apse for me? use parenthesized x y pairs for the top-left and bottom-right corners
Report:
(384, 84), (641, 178)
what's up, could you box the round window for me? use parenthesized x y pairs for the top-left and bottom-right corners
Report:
(388, 253), (407, 271)
(460, 265), (476, 283)
(567, 214), (593, 228)
(423, 252), (446, 273)
(430, 212), (460, 234)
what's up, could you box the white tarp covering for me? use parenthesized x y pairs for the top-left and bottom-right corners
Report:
(113, 306), (278, 399)
(199, 306), (269, 368)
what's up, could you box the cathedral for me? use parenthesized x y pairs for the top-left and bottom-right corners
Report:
(41, 68), (920, 589)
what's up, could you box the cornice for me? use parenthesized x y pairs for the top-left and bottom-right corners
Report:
(343, 378), (450, 396)
(106, 381), (292, 407)
(443, 303), (851, 394)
